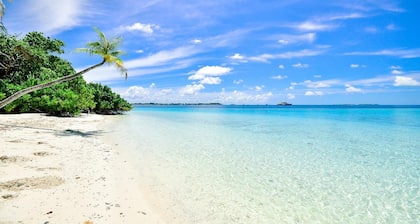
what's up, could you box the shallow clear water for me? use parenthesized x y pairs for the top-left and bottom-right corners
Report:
(107, 105), (420, 223)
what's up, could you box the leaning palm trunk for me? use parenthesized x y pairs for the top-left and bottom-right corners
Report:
(0, 60), (105, 109)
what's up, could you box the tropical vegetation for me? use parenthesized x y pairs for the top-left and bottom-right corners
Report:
(0, 29), (132, 116)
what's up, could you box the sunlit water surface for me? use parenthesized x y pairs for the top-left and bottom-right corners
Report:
(106, 105), (419, 223)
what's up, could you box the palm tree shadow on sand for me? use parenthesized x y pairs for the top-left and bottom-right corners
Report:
(58, 129), (105, 137)
(0, 123), (106, 138)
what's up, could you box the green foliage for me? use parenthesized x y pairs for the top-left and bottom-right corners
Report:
(88, 82), (132, 114)
(0, 32), (131, 116)
(76, 27), (127, 79)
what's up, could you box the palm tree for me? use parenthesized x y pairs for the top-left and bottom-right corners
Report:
(0, 0), (6, 33)
(0, 27), (127, 109)
(0, 0), (12, 33)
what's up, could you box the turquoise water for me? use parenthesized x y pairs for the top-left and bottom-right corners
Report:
(107, 105), (420, 223)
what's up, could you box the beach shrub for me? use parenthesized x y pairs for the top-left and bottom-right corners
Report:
(0, 32), (130, 116)
(88, 82), (132, 114)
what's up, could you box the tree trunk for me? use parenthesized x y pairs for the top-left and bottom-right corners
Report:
(0, 60), (105, 109)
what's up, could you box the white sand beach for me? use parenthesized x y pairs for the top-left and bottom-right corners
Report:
(0, 113), (164, 224)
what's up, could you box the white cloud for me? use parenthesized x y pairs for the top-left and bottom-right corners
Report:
(180, 84), (205, 95)
(124, 22), (159, 34)
(277, 33), (316, 45)
(349, 76), (395, 86)
(200, 77), (222, 85)
(287, 93), (295, 99)
(229, 53), (246, 61)
(314, 75), (322, 78)
(278, 39), (289, 45)
(218, 90), (273, 104)
(188, 66), (232, 80)
(121, 85), (174, 103)
(236, 49), (325, 63)
(135, 49), (144, 53)
(393, 76), (420, 87)
(191, 39), (202, 44)
(254, 85), (264, 91)
(272, 75), (288, 80)
(307, 82), (331, 88)
(288, 82), (297, 90)
(278, 64), (285, 69)
(233, 79), (243, 85)
(390, 65), (402, 70)
(83, 57), (195, 83)
(118, 84), (276, 105)
(326, 13), (366, 21)
(8, 0), (89, 35)
(350, 64), (366, 68)
(305, 91), (324, 96)
(345, 48), (420, 58)
(297, 21), (335, 31)
(292, 63), (309, 68)
(345, 84), (362, 93)
(124, 46), (200, 69)
(391, 70), (403, 75)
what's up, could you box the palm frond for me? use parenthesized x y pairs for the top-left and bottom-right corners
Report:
(76, 27), (128, 79)
(0, 0), (5, 18)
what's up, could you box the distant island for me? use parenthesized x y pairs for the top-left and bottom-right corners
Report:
(133, 103), (223, 106)
(278, 102), (292, 106)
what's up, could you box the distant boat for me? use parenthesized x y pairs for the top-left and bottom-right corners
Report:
(278, 102), (292, 106)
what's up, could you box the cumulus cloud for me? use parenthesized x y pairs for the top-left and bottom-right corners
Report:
(230, 53), (245, 60)
(180, 84), (205, 95)
(393, 76), (420, 86)
(345, 84), (362, 93)
(200, 77), (222, 85)
(121, 84), (173, 103)
(305, 91), (324, 96)
(278, 64), (285, 69)
(218, 90), (273, 104)
(188, 66), (232, 81)
(229, 53), (248, 63)
(182, 66), (232, 94)
(272, 75), (288, 80)
(124, 22), (159, 34)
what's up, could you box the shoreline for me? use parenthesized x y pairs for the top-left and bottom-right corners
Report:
(0, 113), (164, 223)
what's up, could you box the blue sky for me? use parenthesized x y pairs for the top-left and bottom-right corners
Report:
(3, 0), (420, 104)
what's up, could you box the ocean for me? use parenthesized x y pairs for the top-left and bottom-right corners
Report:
(105, 105), (420, 223)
